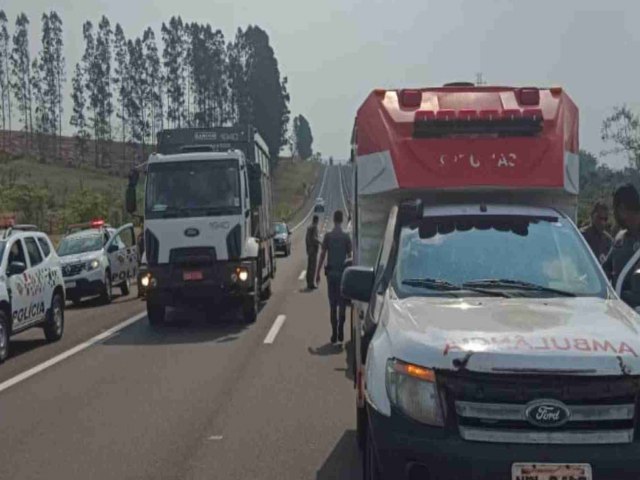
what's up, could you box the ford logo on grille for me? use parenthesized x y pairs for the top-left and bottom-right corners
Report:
(525, 399), (571, 428)
(184, 228), (200, 238)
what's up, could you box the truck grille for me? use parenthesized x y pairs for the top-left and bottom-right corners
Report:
(62, 263), (84, 277)
(439, 371), (639, 445)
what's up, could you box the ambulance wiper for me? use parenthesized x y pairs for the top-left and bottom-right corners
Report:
(402, 278), (509, 297)
(463, 279), (576, 297)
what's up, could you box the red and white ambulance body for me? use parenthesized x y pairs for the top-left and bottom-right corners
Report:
(343, 84), (640, 480)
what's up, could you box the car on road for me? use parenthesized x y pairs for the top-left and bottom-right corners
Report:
(0, 224), (65, 362)
(314, 197), (325, 213)
(57, 220), (138, 305)
(273, 222), (292, 256)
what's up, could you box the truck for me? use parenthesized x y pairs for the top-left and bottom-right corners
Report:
(342, 84), (640, 480)
(126, 126), (276, 325)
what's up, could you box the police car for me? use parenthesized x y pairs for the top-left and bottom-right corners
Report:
(57, 220), (138, 304)
(0, 224), (65, 362)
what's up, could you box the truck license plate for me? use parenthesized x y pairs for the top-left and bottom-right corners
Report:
(512, 463), (592, 480)
(183, 271), (203, 281)
(65, 281), (76, 289)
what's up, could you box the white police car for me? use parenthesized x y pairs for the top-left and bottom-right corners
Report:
(57, 220), (138, 305)
(0, 224), (65, 362)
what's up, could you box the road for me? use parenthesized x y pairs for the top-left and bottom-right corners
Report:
(0, 164), (361, 480)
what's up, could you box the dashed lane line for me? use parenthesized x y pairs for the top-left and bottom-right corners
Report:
(263, 315), (287, 344)
(298, 270), (306, 281)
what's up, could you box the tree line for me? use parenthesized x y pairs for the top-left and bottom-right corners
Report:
(0, 11), (297, 170)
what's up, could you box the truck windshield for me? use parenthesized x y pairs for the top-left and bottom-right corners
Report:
(58, 233), (103, 256)
(145, 159), (241, 219)
(394, 214), (607, 298)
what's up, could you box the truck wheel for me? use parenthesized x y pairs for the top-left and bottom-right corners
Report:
(147, 299), (166, 326)
(356, 403), (367, 451)
(364, 424), (383, 480)
(100, 272), (113, 304)
(120, 278), (131, 296)
(242, 278), (259, 323)
(44, 293), (64, 342)
(261, 282), (272, 301)
(0, 311), (9, 363)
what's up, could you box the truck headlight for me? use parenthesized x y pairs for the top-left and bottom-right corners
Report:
(236, 267), (249, 282)
(386, 359), (445, 426)
(87, 259), (100, 270)
(141, 274), (150, 287)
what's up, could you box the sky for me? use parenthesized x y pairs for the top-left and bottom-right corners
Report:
(5, 0), (640, 167)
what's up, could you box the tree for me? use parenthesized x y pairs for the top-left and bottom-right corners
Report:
(227, 28), (251, 125)
(113, 23), (129, 164)
(143, 27), (162, 145)
(126, 37), (148, 157)
(95, 15), (113, 165)
(161, 17), (185, 128)
(31, 56), (48, 159)
(0, 10), (9, 139)
(70, 62), (89, 163)
(10, 13), (32, 146)
(293, 114), (313, 159)
(81, 20), (98, 165)
(49, 11), (65, 157)
(602, 106), (640, 169)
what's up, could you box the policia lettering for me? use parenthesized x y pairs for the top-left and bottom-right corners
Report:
(13, 301), (45, 323)
(111, 268), (137, 284)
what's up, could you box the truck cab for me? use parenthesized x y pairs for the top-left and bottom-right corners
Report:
(126, 127), (276, 325)
(345, 85), (640, 480)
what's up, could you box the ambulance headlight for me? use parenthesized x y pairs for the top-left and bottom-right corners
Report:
(386, 359), (445, 426)
(87, 259), (100, 270)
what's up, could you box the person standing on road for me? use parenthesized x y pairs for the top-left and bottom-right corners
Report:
(603, 184), (640, 287)
(316, 210), (352, 344)
(305, 215), (321, 289)
(581, 201), (613, 264)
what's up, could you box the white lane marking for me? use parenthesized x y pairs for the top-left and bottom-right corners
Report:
(0, 310), (147, 395)
(298, 270), (306, 281)
(338, 166), (349, 214)
(291, 166), (329, 232)
(208, 435), (224, 441)
(263, 314), (286, 344)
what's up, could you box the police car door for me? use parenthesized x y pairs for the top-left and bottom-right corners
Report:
(5, 238), (35, 330)
(105, 224), (138, 287)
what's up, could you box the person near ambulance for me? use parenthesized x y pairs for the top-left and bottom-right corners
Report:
(581, 200), (613, 264)
(305, 215), (321, 289)
(603, 184), (640, 288)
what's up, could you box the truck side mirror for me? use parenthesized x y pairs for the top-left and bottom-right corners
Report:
(248, 163), (263, 207)
(341, 266), (375, 303)
(125, 186), (137, 214)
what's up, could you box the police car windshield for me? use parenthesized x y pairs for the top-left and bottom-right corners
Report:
(394, 214), (608, 298)
(58, 233), (103, 256)
(146, 159), (241, 219)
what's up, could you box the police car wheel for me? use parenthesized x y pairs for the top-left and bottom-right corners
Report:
(44, 293), (64, 342)
(100, 273), (113, 304)
(120, 278), (131, 296)
(0, 312), (9, 363)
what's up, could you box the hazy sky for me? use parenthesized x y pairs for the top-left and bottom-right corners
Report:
(5, 0), (640, 167)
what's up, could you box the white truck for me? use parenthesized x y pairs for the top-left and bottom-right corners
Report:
(126, 126), (276, 325)
(343, 84), (640, 480)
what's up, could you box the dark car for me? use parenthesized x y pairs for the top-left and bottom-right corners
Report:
(273, 222), (292, 256)
(314, 197), (325, 213)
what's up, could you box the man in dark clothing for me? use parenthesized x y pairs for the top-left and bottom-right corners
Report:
(581, 201), (613, 264)
(316, 210), (352, 344)
(305, 215), (321, 290)
(603, 184), (640, 288)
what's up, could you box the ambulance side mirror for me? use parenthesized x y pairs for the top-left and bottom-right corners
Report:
(341, 266), (375, 303)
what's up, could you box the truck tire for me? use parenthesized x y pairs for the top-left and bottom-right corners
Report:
(120, 278), (131, 296)
(0, 311), (9, 363)
(100, 272), (113, 304)
(147, 300), (166, 326)
(261, 282), (272, 301)
(242, 277), (259, 324)
(44, 292), (64, 342)
(357, 403), (367, 451)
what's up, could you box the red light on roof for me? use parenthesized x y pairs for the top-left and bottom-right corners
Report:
(458, 109), (478, 121)
(436, 110), (456, 121)
(518, 87), (540, 106)
(523, 108), (543, 121)
(90, 219), (105, 228)
(399, 89), (422, 108)
(479, 110), (500, 120)
(502, 109), (522, 120)
(550, 86), (563, 96)
(415, 110), (435, 122)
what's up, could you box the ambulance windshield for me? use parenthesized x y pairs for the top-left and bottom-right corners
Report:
(395, 214), (607, 298)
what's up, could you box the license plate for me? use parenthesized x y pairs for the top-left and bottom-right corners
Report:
(183, 271), (203, 281)
(65, 281), (76, 289)
(512, 463), (592, 480)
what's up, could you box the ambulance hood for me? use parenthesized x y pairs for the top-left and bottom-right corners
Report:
(386, 295), (640, 375)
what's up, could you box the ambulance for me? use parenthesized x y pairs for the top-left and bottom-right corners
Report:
(343, 84), (640, 479)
